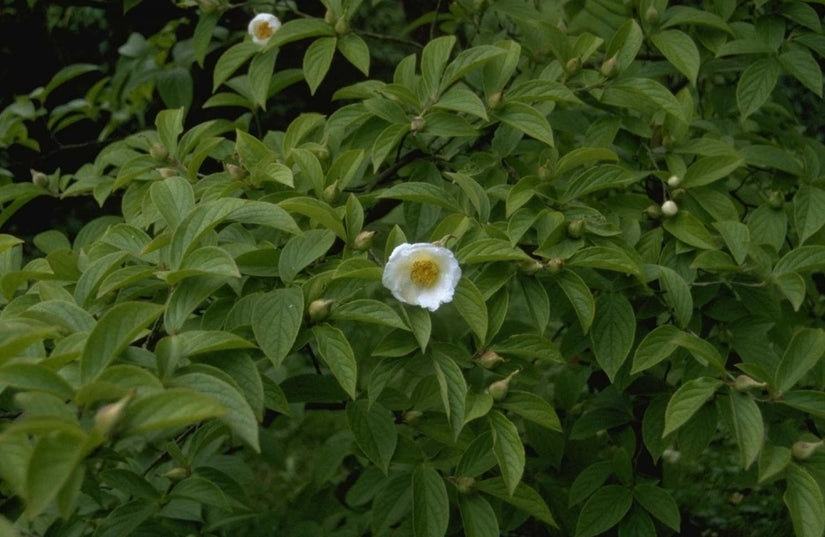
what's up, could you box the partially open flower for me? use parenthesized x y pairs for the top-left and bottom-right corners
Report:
(382, 242), (461, 312)
(248, 13), (282, 45)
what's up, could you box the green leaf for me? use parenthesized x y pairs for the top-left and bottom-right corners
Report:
(0, 363), (74, 400)
(556, 269), (596, 333)
(775, 328), (825, 395)
(313, 324), (358, 399)
(452, 277), (488, 341)
(459, 494), (499, 537)
(378, 182), (460, 212)
(727, 391), (764, 470)
(458, 238), (532, 264)
(100, 469), (159, 500)
(494, 102), (554, 147)
(193, 11), (219, 67)
(169, 198), (244, 269)
(491, 333), (562, 362)
(633, 484), (680, 532)
(794, 186), (825, 244)
(0, 234), (23, 255)
(601, 78), (686, 123)
(150, 176), (195, 230)
(155, 108), (184, 158)
(249, 46), (277, 108)
(662, 211), (718, 249)
(270, 18), (334, 48)
(347, 400), (397, 474)
(173, 372), (259, 451)
(404, 306), (431, 353)
(25, 431), (86, 518)
(489, 410), (525, 495)
(779, 390), (825, 418)
(779, 48), (823, 98)
(277, 197), (344, 238)
(163, 276), (225, 334)
(568, 246), (643, 276)
(712, 221), (750, 265)
(303, 36), (337, 95)
(165, 246), (240, 284)
(562, 165), (644, 202)
(569, 461), (612, 507)
(663, 377), (723, 436)
(651, 30), (700, 85)
(591, 294), (635, 381)
(169, 476), (229, 509)
(555, 147), (619, 176)
(372, 472), (413, 536)
(412, 465), (449, 537)
(736, 57), (780, 118)
(785, 464), (825, 537)
(279, 229), (336, 283)
(421, 35), (456, 97)
(498, 390), (561, 431)
(477, 477), (557, 527)
(213, 41), (259, 90)
(338, 33), (370, 75)
(605, 19), (643, 74)
(432, 348), (468, 440)
(774, 272), (806, 312)
(80, 302), (164, 382)
(23, 299), (95, 333)
(758, 445), (792, 483)
(681, 155), (744, 188)
(331, 299), (409, 330)
(774, 246), (825, 275)
(92, 499), (157, 537)
(575, 485), (633, 537)
(434, 87), (488, 121)
(441, 44), (505, 91)
(655, 265), (693, 328)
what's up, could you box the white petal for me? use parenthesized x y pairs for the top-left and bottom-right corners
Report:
(382, 242), (461, 311)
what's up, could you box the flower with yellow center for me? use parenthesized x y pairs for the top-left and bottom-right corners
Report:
(248, 13), (282, 46)
(382, 242), (461, 311)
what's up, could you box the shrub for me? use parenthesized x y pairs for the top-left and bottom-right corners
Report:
(1, 1), (825, 536)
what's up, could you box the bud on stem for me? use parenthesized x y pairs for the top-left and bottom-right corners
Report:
(487, 369), (520, 401)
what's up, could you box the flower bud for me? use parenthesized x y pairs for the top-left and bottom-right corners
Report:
(487, 91), (503, 109)
(225, 163), (245, 180)
(323, 182), (340, 204)
(94, 392), (134, 437)
(162, 467), (190, 481)
(475, 350), (506, 369)
(150, 142), (169, 161)
(518, 259), (544, 275)
(353, 230), (376, 251)
(768, 191), (784, 210)
(334, 16), (348, 35)
(565, 57), (581, 75)
(546, 257), (565, 274)
(644, 203), (663, 219)
(732, 375), (767, 391)
(30, 169), (49, 188)
(157, 167), (178, 178)
(728, 491), (744, 505)
(487, 369), (520, 402)
(662, 448), (681, 464)
(454, 476), (477, 494)
(661, 200), (679, 217)
(666, 175), (681, 187)
(324, 8), (336, 24)
(566, 219), (585, 239)
(792, 440), (823, 460)
(410, 115), (426, 132)
(645, 6), (659, 22)
(308, 298), (334, 323)
(403, 410), (423, 424)
(600, 54), (619, 78)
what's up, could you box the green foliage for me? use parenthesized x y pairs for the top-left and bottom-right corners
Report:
(2, 0), (825, 536)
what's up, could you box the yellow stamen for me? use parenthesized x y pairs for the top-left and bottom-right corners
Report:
(410, 258), (440, 287)
(255, 21), (274, 40)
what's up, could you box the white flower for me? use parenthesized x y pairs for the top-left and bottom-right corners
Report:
(661, 200), (679, 217)
(382, 243), (461, 312)
(666, 174), (681, 187)
(248, 13), (281, 45)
